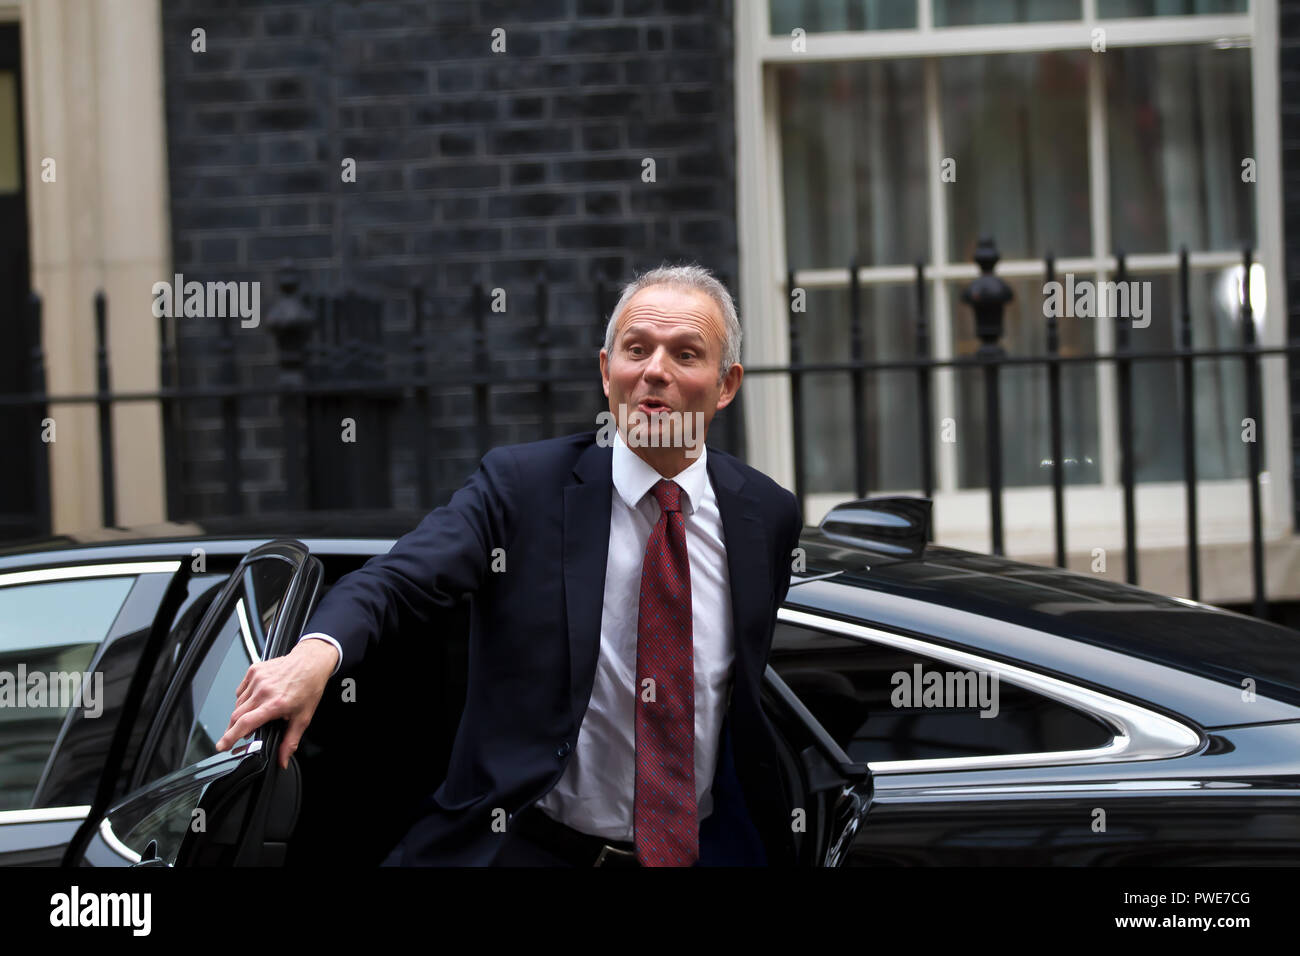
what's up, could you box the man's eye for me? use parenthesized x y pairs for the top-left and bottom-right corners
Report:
(680, 352), (696, 360)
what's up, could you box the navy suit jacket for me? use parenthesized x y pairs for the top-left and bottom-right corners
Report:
(304, 430), (803, 866)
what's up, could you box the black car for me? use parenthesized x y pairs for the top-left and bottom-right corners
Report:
(2, 499), (1298, 866)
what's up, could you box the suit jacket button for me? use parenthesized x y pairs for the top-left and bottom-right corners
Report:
(556, 742), (571, 758)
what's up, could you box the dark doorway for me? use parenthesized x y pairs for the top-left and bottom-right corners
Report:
(0, 24), (35, 539)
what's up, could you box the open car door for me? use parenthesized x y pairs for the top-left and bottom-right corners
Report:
(762, 666), (873, 867)
(66, 540), (321, 867)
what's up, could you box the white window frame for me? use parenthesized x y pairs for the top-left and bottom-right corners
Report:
(735, 0), (1291, 562)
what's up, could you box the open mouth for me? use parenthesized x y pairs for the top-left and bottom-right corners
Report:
(637, 398), (672, 413)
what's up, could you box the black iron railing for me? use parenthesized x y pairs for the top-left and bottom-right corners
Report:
(753, 237), (1297, 618)
(5, 242), (1297, 620)
(3, 270), (742, 537)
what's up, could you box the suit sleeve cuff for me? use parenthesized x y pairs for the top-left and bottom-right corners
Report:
(298, 633), (342, 676)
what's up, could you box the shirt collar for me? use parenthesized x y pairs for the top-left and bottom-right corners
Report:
(612, 427), (709, 516)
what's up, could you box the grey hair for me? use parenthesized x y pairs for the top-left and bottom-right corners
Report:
(602, 264), (742, 383)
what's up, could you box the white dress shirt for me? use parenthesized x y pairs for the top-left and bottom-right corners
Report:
(299, 429), (736, 842)
(534, 429), (734, 840)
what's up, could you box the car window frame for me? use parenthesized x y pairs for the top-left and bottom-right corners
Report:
(0, 561), (181, 818)
(774, 607), (1202, 776)
(129, 547), (306, 794)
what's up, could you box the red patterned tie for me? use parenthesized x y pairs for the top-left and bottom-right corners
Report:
(634, 478), (698, 867)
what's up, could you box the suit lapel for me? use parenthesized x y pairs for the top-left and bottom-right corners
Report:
(564, 441), (614, 726)
(707, 452), (770, 686)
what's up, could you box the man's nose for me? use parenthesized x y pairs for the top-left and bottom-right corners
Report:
(643, 346), (671, 381)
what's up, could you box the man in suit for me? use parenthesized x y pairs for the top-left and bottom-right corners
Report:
(216, 263), (803, 866)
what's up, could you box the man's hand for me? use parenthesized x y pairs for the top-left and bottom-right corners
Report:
(216, 639), (339, 770)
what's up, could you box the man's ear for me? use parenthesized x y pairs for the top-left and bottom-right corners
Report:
(715, 363), (743, 411)
(599, 349), (610, 398)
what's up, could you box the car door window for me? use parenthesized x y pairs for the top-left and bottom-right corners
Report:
(771, 621), (1112, 765)
(138, 555), (294, 788)
(81, 546), (315, 867)
(0, 575), (136, 810)
(33, 572), (229, 810)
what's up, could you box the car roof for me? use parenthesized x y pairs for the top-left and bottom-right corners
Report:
(0, 511), (431, 559)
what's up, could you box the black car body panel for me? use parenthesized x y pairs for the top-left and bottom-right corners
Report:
(0, 508), (1296, 865)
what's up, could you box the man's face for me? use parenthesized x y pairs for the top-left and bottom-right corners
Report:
(599, 283), (742, 463)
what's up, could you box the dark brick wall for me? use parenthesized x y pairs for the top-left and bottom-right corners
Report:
(1284, 0), (1300, 528)
(160, 0), (739, 517)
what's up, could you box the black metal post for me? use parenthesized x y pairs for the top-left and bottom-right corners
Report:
(94, 291), (116, 528)
(848, 258), (867, 498)
(1115, 250), (1138, 585)
(915, 261), (934, 521)
(788, 268), (806, 514)
(1240, 246), (1266, 618)
(28, 292), (51, 537)
(342, 293), (363, 506)
(1178, 247), (1200, 600)
(266, 267), (315, 512)
(318, 293), (339, 508)
(1045, 252), (1066, 568)
(961, 237), (1012, 556)
(157, 308), (180, 521)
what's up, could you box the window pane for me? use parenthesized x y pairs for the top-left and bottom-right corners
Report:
(0, 576), (134, 810)
(1126, 269), (1249, 482)
(934, 0), (1081, 26)
(1099, 0), (1246, 16)
(949, 278), (1101, 489)
(778, 59), (928, 269)
(941, 52), (1092, 261)
(143, 597), (252, 784)
(36, 573), (229, 810)
(115, 777), (212, 867)
(1106, 45), (1254, 255)
(181, 618), (255, 767)
(241, 555), (295, 656)
(794, 285), (922, 494)
(771, 624), (1113, 762)
(770, 0), (916, 33)
(142, 555), (295, 785)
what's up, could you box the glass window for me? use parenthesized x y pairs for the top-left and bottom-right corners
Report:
(770, 0), (917, 34)
(142, 598), (252, 784)
(1106, 45), (1254, 256)
(34, 573), (229, 811)
(1099, 0), (1246, 16)
(778, 58), (928, 270)
(1126, 269), (1249, 481)
(949, 278), (1101, 489)
(0, 576), (136, 810)
(764, 15), (1261, 503)
(940, 51), (1092, 261)
(933, 0), (1081, 26)
(141, 555), (294, 785)
(771, 623), (1113, 763)
(794, 285), (923, 494)
(109, 778), (211, 866)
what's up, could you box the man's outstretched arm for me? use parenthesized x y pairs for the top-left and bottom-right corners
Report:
(216, 446), (518, 768)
